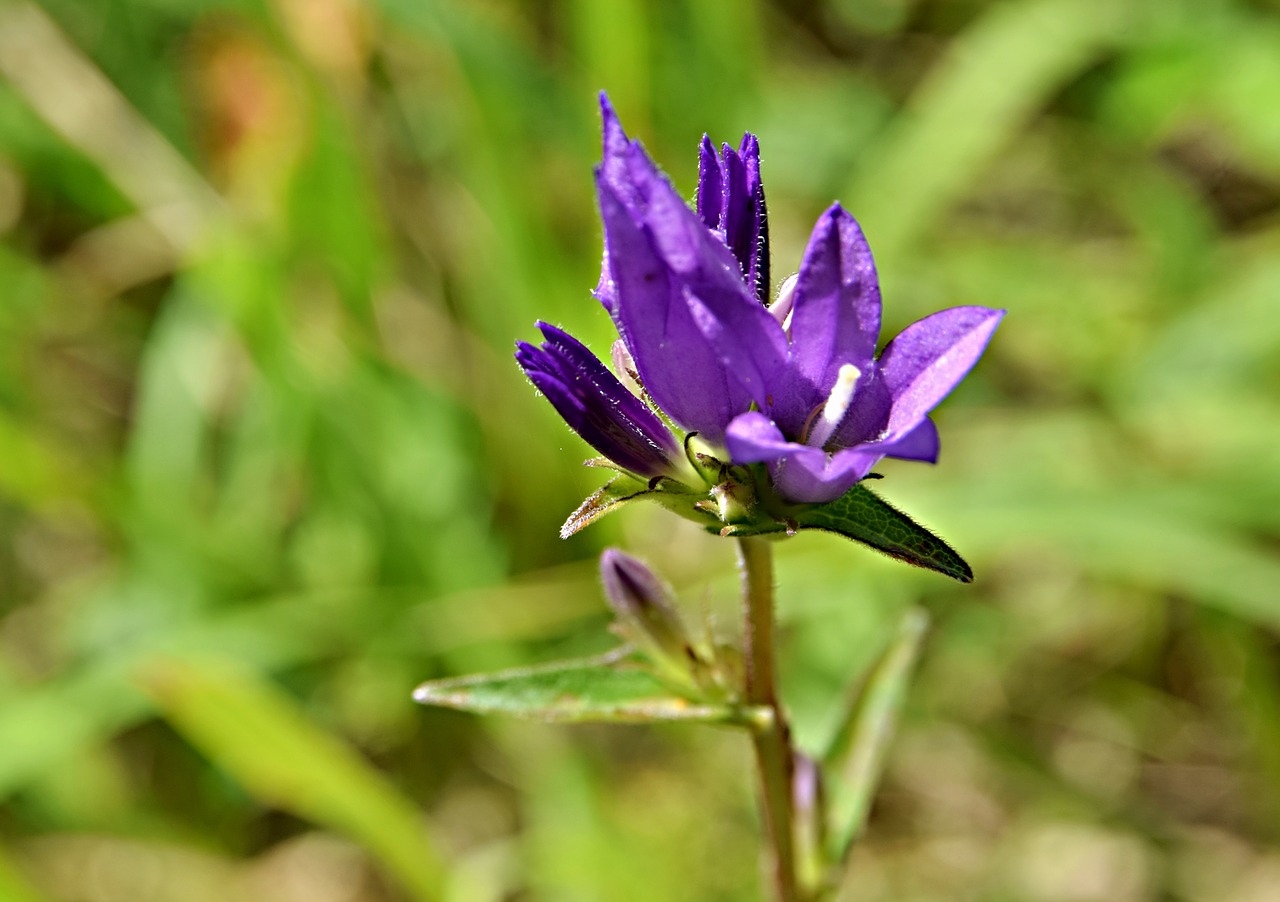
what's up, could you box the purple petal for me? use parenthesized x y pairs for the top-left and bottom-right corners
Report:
(739, 134), (770, 304)
(772, 445), (882, 504)
(720, 137), (770, 303)
(597, 92), (637, 210)
(694, 133), (770, 303)
(878, 306), (1004, 438)
(873, 416), (939, 462)
(725, 412), (880, 504)
(723, 411), (794, 464)
(685, 292), (790, 414)
(696, 135), (723, 231)
(597, 176), (747, 444)
(516, 322), (680, 477)
(635, 168), (789, 410)
(786, 206), (882, 420)
(593, 93), (634, 314)
(826, 365), (894, 450)
(719, 144), (752, 279)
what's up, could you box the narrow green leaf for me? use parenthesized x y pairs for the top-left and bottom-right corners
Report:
(724, 484), (973, 582)
(140, 658), (446, 902)
(824, 608), (929, 873)
(413, 649), (748, 725)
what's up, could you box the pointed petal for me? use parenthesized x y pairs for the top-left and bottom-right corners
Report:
(696, 135), (723, 231)
(739, 133), (770, 304)
(878, 306), (1004, 437)
(594, 93), (634, 314)
(597, 177), (746, 443)
(597, 92), (635, 205)
(725, 412), (880, 504)
(516, 323), (680, 478)
(787, 205), (882, 405)
(719, 144), (752, 279)
(878, 416), (939, 463)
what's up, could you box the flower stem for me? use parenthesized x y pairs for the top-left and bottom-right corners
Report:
(738, 536), (799, 902)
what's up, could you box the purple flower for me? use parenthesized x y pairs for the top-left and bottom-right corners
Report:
(518, 94), (1003, 509)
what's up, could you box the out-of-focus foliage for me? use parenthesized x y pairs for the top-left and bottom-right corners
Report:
(0, 0), (1277, 899)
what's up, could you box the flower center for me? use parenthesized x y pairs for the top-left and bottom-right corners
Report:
(805, 363), (862, 448)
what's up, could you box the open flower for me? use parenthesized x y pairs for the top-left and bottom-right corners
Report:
(518, 94), (1003, 509)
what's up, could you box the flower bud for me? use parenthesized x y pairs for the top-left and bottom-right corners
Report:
(600, 549), (691, 669)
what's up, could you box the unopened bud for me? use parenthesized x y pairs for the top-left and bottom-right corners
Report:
(600, 549), (693, 679)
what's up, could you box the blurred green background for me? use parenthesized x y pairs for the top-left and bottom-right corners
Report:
(1, 0), (1278, 899)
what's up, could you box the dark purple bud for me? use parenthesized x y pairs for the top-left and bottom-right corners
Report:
(516, 323), (682, 479)
(600, 548), (692, 670)
(693, 133), (770, 303)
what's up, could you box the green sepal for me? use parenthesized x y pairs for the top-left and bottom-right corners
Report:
(412, 648), (753, 725)
(560, 476), (648, 539)
(560, 474), (719, 539)
(722, 483), (973, 583)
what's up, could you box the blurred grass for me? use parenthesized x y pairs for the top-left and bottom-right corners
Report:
(0, 0), (1277, 899)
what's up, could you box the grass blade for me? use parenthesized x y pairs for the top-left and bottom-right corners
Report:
(140, 658), (446, 901)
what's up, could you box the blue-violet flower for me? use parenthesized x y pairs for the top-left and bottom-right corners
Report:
(517, 94), (1004, 520)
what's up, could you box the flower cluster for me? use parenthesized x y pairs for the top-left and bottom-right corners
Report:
(517, 94), (1003, 522)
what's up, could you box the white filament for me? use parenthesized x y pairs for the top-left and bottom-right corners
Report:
(807, 363), (861, 448)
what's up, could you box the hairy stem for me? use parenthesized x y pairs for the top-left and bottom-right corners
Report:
(738, 536), (799, 902)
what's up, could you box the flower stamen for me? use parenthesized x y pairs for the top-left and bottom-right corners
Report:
(806, 363), (861, 448)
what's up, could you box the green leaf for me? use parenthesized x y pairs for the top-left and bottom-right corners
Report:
(413, 648), (750, 725)
(725, 483), (973, 582)
(824, 608), (930, 873)
(800, 485), (973, 582)
(140, 658), (446, 901)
